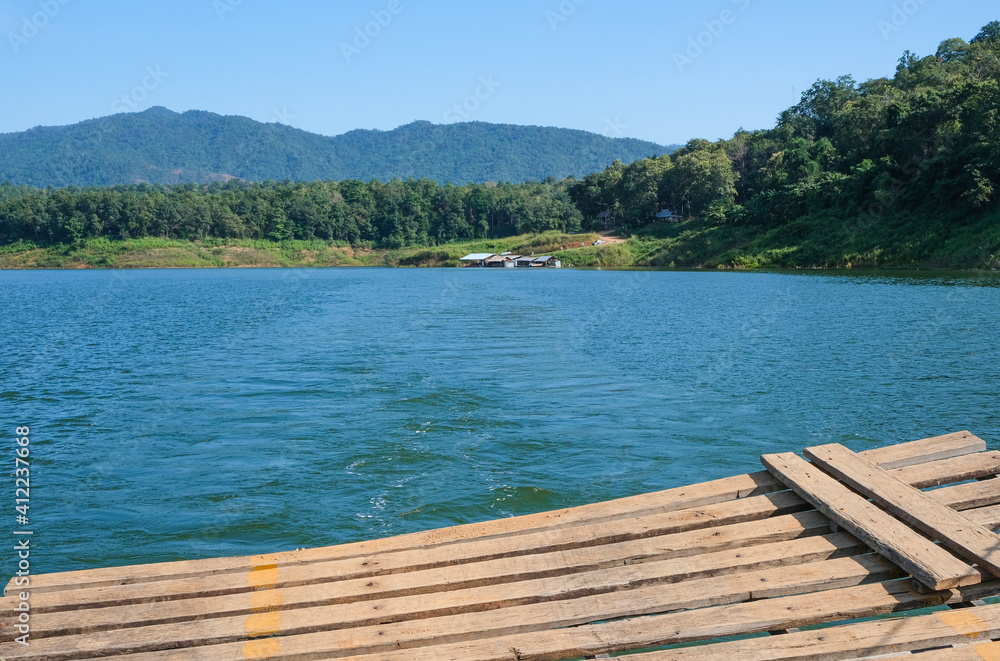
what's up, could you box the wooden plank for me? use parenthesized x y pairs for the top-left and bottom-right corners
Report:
(11, 450), (999, 618)
(7, 458), (1000, 621)
(5, 470), (782, 596)
(21, 530), (873, 641)
(932, 478), (1000, 511)
(1, 554), (906, 659)
(859, 431), (984, 470)
(9, 460), (1000, 622)
(0, 489), (812, 616)
(613, 603), (1000, 660)
(762, 452), (980, 590)
(8, 431), (984, 597)
(972, 505), (1000, 530)
(897, 451), (1000, 489)
(1, 488), (992, 658)
(0, 434), (984, 658)
(806, 443), (1000, 577)
(19, 487), (1000, 639)
(11, 507), (1000, 650)
(56, 578), (1000, 661)
(14, 513), (846, 635)
(340, 579), (1000, 661)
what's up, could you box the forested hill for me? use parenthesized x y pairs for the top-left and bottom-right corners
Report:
(566, 21), (1000, 268)
(0, 108), (674, 187)
(3, 24), (999, 269)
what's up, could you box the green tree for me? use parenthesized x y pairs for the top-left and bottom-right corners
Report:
(663, 149), (738, 217)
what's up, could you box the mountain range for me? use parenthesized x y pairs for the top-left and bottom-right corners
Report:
(0, 107), (676, 187)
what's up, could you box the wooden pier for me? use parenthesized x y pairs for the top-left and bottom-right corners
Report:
(5, 431), (1000, 659)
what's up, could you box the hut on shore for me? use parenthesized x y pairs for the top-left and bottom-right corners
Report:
(461, 254), (561, 269)
(459, 253), (495, 267)
(656, 208), (681, 223)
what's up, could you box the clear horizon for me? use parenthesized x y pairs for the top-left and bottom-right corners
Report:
(0, 0), (997, 145)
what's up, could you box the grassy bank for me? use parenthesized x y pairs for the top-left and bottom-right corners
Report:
(2, 214), (999, 271)
(653, 211), (999, 270)
(555, 210), (1000, 271)
(0, 232), (602, 270)
(0, 237), (374, 269)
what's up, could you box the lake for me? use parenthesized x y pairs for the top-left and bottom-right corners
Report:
(2, 267), (999, 574)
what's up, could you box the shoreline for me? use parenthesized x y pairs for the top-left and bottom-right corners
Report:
(2, 222), (998, 272)
(2, 261), (998, 275)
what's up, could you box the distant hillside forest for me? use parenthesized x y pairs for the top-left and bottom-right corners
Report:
(0, 109), (673, 187)
(568, 22), (1000, 262)
(2, 23), (999, 268)
(0, 178), (583, 247)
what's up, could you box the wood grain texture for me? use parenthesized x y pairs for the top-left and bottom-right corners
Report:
(74, 579), (1000, 661)
(619, 602), (1000, 660)
(12, 506), (1000, 658)
(763, 451), (980, 590)
(1, 432), (995, 661)
(6, 553), (904, 658)
(6, 455), (1000, 620)
(0, 555), (906, 660)
(6, 431), (983, 598)
(807, 443), (1000, 577)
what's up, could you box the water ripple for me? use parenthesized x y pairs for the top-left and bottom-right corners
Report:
(1, 267), (998, 573)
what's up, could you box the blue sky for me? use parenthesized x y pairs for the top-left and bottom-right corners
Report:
(0, 0), (996, 145)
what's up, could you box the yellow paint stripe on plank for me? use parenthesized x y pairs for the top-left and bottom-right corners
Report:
(243, 638), (281, 659)
(976, 641), (1000, 661)
(248, 564), (279, 589)
(246, 611), (282, 638)
(942, 609), (989, 636)
(249, 589), (284, 613)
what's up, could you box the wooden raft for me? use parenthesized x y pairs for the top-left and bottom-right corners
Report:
(5, 431), (1000, 660)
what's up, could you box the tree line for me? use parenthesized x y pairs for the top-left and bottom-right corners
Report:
(570, 22), (1000, 230)
(0, 178), (583, 248)
(1, 22), (998, 250)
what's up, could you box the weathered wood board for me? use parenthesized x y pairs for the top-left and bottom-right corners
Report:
(806, 443), (1000, 577)
(762, 451), (980, 590)
(1, 431), (997, 661)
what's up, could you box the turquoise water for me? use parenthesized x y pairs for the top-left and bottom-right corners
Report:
(1, 267), (999, 574)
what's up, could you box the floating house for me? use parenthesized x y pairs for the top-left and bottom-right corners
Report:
(514, 256), (537, 268)
(529, 256), (561, 268)
(460, 254), (560, 269)
(484, 254), (517, 268)
(459, 253), (496, 267)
